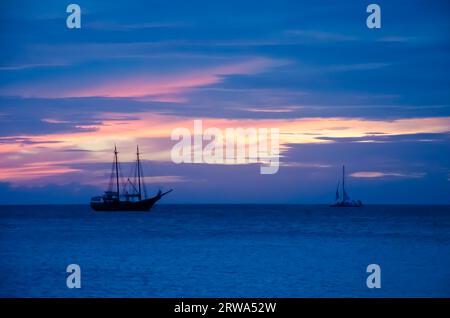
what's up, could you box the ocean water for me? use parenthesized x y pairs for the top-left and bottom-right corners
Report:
(0, 204), (449, 297)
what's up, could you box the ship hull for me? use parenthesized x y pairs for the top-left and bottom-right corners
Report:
(91, 196), (160, 212)
(329, 201), (363, 208)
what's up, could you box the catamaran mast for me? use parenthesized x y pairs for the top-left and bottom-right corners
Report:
(114, 145), (120, 197)
(342, 165), (345, 199)
(137, 146), (142, 200)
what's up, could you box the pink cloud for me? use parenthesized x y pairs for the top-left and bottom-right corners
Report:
(70, 57), (285, 98)
(0, 57), (287, 99)
(1, 114), (448, 185)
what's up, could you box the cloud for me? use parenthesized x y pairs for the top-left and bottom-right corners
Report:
(284, 30), (358, 42)
(86, 21), (186, 31)
(0, 164), (82, 181)
(141, 175), (187, 184)
(1, 113), (449, 189)
(2, 114), (450, 154)
(317, 132), (450, 144)
(376, 36), (421, 43)
(350, 171), (426, 179)
(0, 182), (100, 205)
(326, 63), (390, 72)
(0, 57), (288, 99)
(0, 62), (69, 71)
(243, 106), (299, 114)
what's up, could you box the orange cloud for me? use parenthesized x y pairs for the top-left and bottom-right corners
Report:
(1, 114), (449, 183)
(350, 171), (426, 178)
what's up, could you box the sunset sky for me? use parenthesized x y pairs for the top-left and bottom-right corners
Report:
(0, 0), (449, 204)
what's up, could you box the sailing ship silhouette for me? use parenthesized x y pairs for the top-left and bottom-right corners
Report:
(90, 146), (172, 211)
(330, 165), (362, 207)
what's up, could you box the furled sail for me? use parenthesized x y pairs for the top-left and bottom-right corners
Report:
(335, 182), (340, 201)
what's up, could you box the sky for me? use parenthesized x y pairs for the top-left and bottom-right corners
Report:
(0, 0), (449, 204)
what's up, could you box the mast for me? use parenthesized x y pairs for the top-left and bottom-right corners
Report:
(335, 182), (340, 201)
(137, 146), (142, 200)
(342, 165), (345, 200)
(114, 145), (120, 197)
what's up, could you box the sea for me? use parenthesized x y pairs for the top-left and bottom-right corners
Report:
(0, 205), (449, 297)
